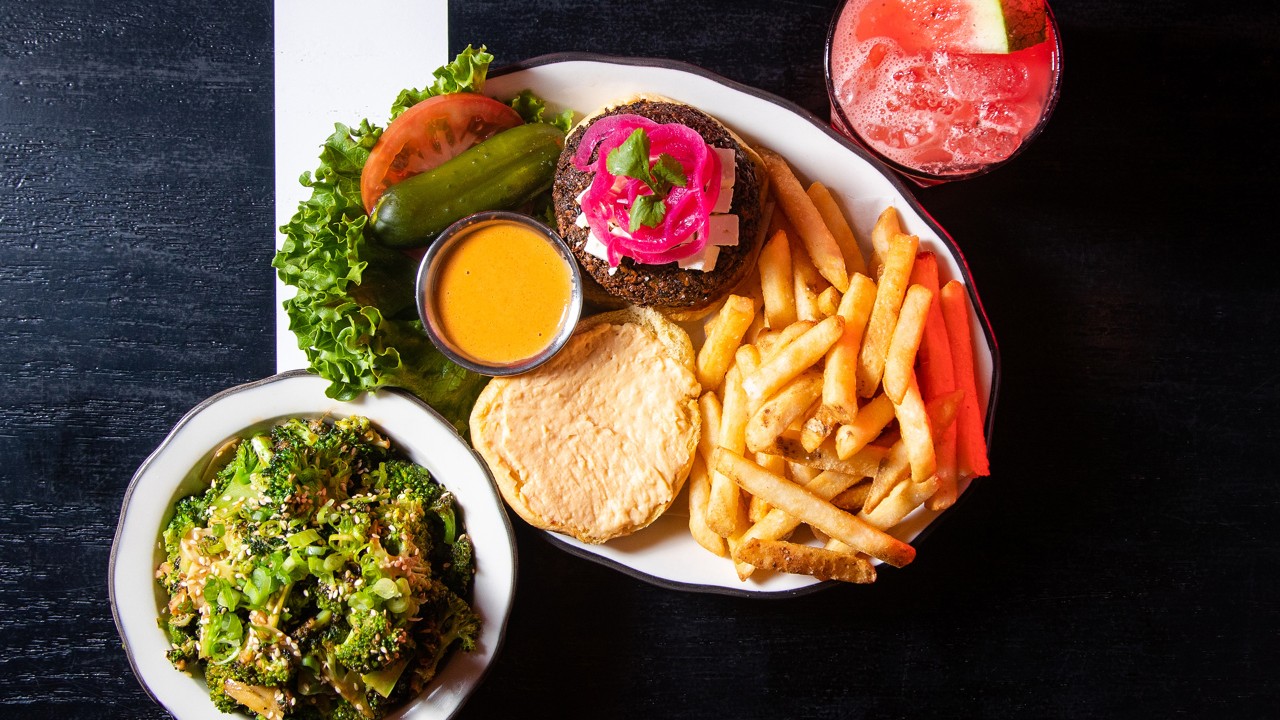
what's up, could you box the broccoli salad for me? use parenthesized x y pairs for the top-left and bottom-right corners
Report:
(156, 416), (479, 719)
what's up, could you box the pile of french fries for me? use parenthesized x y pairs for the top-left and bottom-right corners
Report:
(687, 148), (991, 584)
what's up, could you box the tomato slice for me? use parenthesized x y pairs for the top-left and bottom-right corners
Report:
(361, 93), (523, 211)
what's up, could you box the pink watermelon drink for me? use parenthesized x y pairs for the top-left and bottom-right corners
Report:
(826, 0), (1061, 181)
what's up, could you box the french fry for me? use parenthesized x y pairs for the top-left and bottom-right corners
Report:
(939, 280), (991, 478)
(894, 375), (936, 483)
(758, 230), (796, 329)
(747, 497), (771, 524)
(720, 364), (750, 456)
(733, 466), (858, 579)
(743, 315), (844, 404)
(737, 458), (855, 576)
(864, 389), (957, 515)
(759, 148), (850, 292)
(744, 301), (768, 346)
(817, 286), (841, 318)
(713, 449), (915, 567)
(859, 475), (940, 530)
(786, 461), (822, 484)
(753, 329), (778, 356)
(745, 371), (823, 452)
(824, 273), (877, 424)
(909, 253), (959, 511)
(834, 392), (896, 460)
(856, 232), (919, 396)
(864, 440), (910, 512)
(766, 196), (797, 239)
(763, 320), (814, 363)
(870, 206), (902, 278)
(823, 537), (856, 554)
(734, 344), (761, 377)
(687, 456), (727, 557)
(763, 433), (887, 478)
(791, 237), (829, 322)
(809, 526), (831, 545)
(707, 366), (748, 538)
(697, 392), (723, 465)
(807, 181), (868, 277)
(882, 284), (933, 404)
(925, 391), (960, 510)
(800, 404), (840, 452)
(831, 481), (871, 513)
(735, 538), (875, 584)
(749, 451), (785, 523)
(696, 295), (757, 391)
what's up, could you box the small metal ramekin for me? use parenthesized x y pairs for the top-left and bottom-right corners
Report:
(416, 211), (583, 376)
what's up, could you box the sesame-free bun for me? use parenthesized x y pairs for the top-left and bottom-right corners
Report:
(469, 307), (701, 544)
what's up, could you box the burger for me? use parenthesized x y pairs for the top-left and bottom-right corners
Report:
(552, 97), (768, 317)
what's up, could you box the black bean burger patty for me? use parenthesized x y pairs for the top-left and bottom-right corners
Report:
(553, 99), (764, 310)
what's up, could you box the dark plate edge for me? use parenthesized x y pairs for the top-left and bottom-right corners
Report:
(492, 52), (1001, 598)
(108, 369), (519, 719)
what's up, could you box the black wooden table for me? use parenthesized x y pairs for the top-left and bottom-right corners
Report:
(3, 1), (1277, 717)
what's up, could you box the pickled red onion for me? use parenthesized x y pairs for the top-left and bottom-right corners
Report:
(573, 114), (722, 267)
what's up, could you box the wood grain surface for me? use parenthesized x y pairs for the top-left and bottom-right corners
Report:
(1, 0), (1277, 718)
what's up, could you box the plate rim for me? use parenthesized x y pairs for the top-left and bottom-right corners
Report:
(108, 369), (519, 719)
(489, 53), (1002, 598)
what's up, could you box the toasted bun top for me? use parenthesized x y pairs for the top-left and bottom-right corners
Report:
(470, 307), (701, 544)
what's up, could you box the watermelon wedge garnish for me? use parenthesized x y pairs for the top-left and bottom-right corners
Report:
(856, 0), (1048, 55)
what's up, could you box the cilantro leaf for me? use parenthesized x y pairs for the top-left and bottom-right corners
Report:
(629, 195), (667, 233)
(607, 128), (654, 187)
(650, 153), (687, 195)
(606, 129), (691, 232)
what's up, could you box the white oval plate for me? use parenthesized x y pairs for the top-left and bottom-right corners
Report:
(110, 371), (517, 719)
(482, 55), (1000, 597)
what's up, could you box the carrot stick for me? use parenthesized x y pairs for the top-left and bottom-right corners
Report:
(909, 253), (959, 508)
(939, 280), (990, 478)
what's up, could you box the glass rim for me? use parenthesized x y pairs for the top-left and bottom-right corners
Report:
(824, 0), (1064, 184)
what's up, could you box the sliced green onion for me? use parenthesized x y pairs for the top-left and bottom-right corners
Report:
(370, 577), (400, 599)
(288, 529), (321, 548)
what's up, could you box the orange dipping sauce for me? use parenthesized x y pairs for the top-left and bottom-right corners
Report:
(432, 219), (574, 364)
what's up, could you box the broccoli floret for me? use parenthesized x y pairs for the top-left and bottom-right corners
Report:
(164, 619), (199, 669)
(203, 648), (296, 714)
(437, 591), (479, 655)
(372, 459), (440, 502)
(330, 697), (386, 720)
(319, 416), (392, 480)
(427, 491), (457, 546)
(245, 651), (295, 688)
(202, 663), (243, 714)
(440, 534), (475, 597)
(334, 610), (411, 675)
(162, 495), (207, 562)
(204, 655), (294, 717)
(409, 589), (479, 691)
(376, 497), (429, 556)
(205, 440), (266, 518)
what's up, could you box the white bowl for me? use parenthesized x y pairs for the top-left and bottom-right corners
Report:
(110, 370), (516, 720)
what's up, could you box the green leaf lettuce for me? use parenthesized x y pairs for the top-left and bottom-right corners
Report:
(272, 46), (577, 436)
(273, 121), (486, 436)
